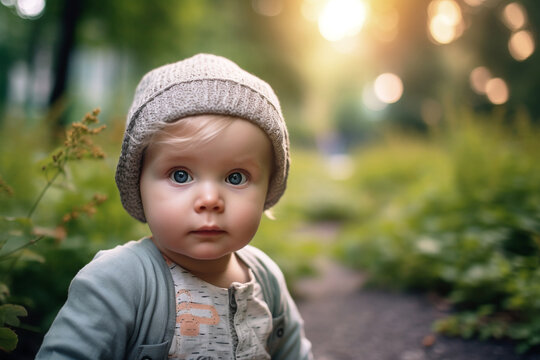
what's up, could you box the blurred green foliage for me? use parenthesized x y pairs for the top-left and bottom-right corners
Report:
(0, 110), (148, 353)
(1, 105), (539, 354)
(1, 0), (540, 356)
(0, 111), (324, 353)
(335, 108), (540, 352)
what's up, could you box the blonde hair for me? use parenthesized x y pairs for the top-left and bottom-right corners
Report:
(144, 114), (236, 150)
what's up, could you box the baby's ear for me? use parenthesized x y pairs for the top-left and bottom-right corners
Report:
(264, 209), (275, 220)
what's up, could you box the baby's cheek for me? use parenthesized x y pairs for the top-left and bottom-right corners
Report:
(236, 204), (264, 238)
(147, 211), (179, 242)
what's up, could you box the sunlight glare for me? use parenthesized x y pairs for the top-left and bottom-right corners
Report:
(302, 0), (324, 22)
(377, 8), (399, 32)
(373, 6), (399, 42)
(318, 0), (368, 42)
(502, 2), (527, 31)
(252, 0), (283, 17)
(469, 66), (492, 94)
(485, 78), (509, 105)
(508, 30), (535, 61)
(374, 73), (403, 104)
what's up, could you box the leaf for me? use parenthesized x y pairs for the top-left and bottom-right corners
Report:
(0, 284), (8, 303)
(0, 216), (33, 238)
(0, 305), (27, 327)
(18, 249), (45, 264)
(0, 327), (17, 352)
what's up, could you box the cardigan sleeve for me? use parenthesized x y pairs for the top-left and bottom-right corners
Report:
(238, 246), (313, 360)
(267, 271), (313, 360)
(35, 239), (175, 360)
(35, 248), (140, 359)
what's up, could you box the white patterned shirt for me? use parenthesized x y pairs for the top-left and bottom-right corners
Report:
(164, 256), (273, 360)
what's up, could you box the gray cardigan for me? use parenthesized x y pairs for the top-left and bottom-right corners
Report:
(36, 238), (312, 359)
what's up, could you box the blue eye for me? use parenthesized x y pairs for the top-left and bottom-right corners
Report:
(171, 170), (192, 184)
(226, 172), (247, 185)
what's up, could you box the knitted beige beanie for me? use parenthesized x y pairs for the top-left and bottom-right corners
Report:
(115, 54), (290, 222)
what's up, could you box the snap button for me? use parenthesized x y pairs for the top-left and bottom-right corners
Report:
(276, 328), (284, 337)
(141, 356), (152, 360)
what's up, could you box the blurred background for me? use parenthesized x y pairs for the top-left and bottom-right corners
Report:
(0, 0), (539, 357)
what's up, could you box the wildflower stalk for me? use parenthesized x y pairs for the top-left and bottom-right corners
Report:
(26, 173), (61, 219)
(1, 108), (107, 353)
(2, 108), (106, 259)
(29, 108), (105, 220)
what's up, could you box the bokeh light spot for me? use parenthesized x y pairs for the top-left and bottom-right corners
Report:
(427, 0), (463, 45)
(318, 0), (367, 42)
(462, 0), (486, 6)
(469, 66), (492, 94)
(508, 30), (534, 61)
(502, 2), (527, 31)
(1, 0), (16, 6)
(374, 73), (403, 104)
(429, 0), (461, 26)
(16, 0), (45, 18)
(485, 78), (509, 105)
(429, 14), (457, 44)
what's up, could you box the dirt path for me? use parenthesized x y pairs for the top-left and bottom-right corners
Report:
(295, 260), (539, 360)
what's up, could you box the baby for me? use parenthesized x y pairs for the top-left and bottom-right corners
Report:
(36, 54), (313, 359)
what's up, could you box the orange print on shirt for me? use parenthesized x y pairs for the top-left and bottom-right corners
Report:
(176, 290), (220, 336)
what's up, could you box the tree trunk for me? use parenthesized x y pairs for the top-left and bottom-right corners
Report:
(48, 0), (83, 126)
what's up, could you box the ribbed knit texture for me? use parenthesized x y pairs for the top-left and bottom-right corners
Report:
(115, 54), (290, 222)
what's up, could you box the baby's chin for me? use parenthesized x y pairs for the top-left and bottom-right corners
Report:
(170, 246), (238, 262)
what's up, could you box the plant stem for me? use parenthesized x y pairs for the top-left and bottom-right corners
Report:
(27, 171), (61, 219)
(0, 236), (44, 262)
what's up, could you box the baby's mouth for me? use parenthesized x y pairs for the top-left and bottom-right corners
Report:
(191, 226), (226, 236)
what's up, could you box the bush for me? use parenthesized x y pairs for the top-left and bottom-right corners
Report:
(0, 110), (147, 353)
(0, 112), (326, 354)
(336, 109), (540, 352)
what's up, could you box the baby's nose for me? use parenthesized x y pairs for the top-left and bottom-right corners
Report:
(194, 183), (224, 213)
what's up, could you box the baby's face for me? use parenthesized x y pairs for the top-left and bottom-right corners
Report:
(139, 116), (272, 264)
